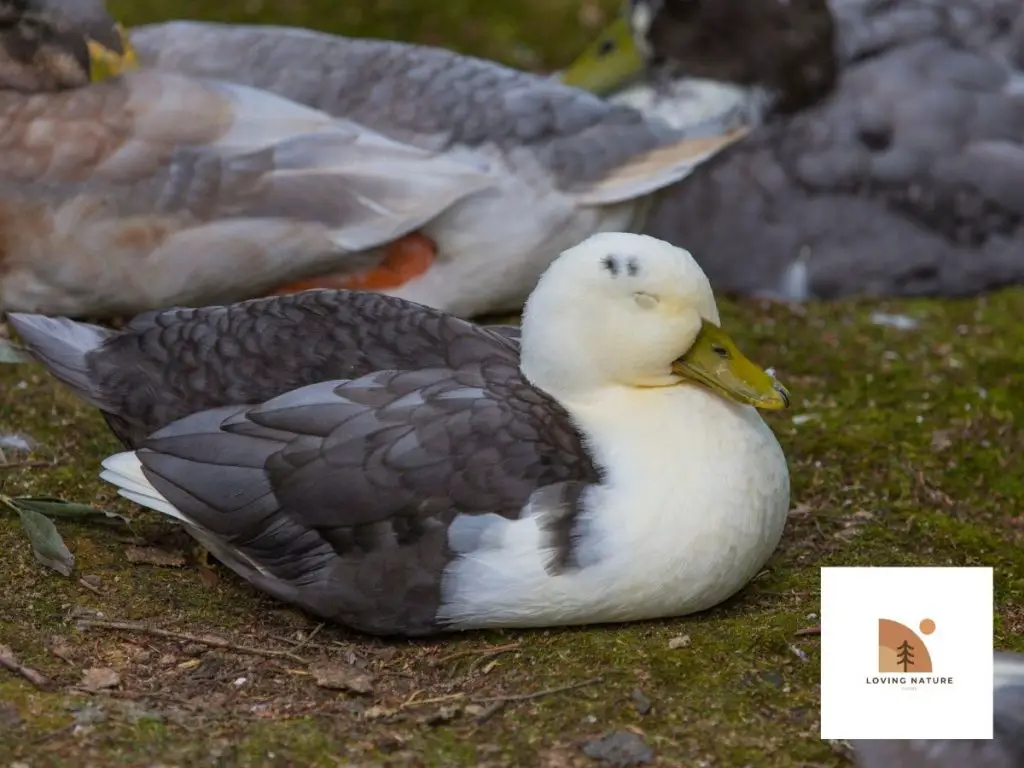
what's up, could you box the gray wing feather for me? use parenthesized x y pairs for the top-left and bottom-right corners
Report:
(5, 314), (114, 410)
(129, 21), (695, 188)
(22, 290), (518, 447)
(134, 365), (598, 635)
(646, 0), (1024, 299)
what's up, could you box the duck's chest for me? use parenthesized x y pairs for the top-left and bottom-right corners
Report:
(578, 392), (791, 612)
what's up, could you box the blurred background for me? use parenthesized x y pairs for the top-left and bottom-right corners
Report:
(109, 0), (619, 72)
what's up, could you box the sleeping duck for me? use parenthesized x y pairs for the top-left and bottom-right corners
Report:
(853, 650), (1024, 767)
(562, 0), (1024, 300)
(9, 232), (791, 637)
(0, 0), (748, 320)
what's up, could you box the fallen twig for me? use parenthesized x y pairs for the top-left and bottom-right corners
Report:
(74, 619), (309, 665)
(795, 625), (821, 637)
(472, 676), (603, 704)
(292, 623), (324, 653)
(0, 461), (51, 471)
(77, 577), (103, 595)
(0, 644), (54, 690)
(434, 641), (523, 665)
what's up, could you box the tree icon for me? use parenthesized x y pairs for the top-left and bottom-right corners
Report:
(896, 640), (915, 671)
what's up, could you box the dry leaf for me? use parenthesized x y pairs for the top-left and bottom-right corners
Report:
(363, 705), (397, 719)
(81, 667), (120, 691)
(310, 662), (375, 694)
(667, 635), (691, 650)
(125, 546), (186, 568)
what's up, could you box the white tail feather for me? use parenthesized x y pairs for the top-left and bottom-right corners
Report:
(100, 451), (186, 523)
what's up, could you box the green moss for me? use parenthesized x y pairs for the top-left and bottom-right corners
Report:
(4, 288), (1024, 766)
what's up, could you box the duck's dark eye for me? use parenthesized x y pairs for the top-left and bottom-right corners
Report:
(712, 345), (730, 358)
(596, 38), (616, 57)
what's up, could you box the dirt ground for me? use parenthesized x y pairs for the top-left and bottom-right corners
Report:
(3, 290), (1023, 767)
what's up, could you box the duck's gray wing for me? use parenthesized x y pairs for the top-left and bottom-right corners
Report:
(128, 21), (746, 198)
(8, 290), (519, 448)
(104, 364), (600, 636)
(646, 0), (1024, 299)
(852, 651), (1024, 767)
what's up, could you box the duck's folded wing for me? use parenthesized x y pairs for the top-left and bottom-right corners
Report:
(0, 69), (496, 315)
(9, 291), (521, 448)
(100, 366), (598, 635)
(130, 21), (745, 205)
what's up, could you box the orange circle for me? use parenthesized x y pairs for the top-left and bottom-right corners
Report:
(919, 618), (936, 635)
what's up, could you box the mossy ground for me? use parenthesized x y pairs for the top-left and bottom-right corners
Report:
(2, 1), (1023, 765)
(3, 289), (1023, 767)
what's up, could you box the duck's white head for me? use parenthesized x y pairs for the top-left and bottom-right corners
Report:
(520, 232), (789, 409)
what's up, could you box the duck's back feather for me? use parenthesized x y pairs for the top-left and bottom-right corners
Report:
(128, 20), (741, 191)
(12, 290), (522, 446)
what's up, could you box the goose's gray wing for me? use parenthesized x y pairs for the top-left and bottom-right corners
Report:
(9, 290), (520, 449)
(646, 0), (1024, 299)
(128, 20), (746, 198)
(852, 651), (1024, 767)
(110, 364), (599, 636)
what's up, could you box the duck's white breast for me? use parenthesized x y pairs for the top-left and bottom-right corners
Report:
(436, 384), (790, 629)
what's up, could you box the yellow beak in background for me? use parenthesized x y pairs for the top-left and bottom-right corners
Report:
(671, 320), (790, 410)
(559, 17), (646, 96)
(87, 23), (139, 83)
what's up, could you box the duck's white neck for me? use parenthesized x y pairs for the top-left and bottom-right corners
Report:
(563, 383), (771, 499)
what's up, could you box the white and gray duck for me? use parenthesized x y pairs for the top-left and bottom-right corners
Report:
(10, 232), (791, 637)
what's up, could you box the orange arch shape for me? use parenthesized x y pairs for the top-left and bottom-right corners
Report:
(878, 618), (933, 673)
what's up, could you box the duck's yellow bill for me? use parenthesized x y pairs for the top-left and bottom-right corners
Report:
(671, 320), (790, 410)
(559, 17), (646, 96)
(87, 23), (139, 83)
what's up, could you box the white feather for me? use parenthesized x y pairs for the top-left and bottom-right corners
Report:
(100, 451), (186, 522)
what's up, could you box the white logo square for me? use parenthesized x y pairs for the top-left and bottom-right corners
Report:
(820, 566), (994, 740)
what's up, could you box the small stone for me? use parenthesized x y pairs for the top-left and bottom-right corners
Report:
(80, 667), (120, 692)
(310, 661), (375, 695)
(0, 702), (23, 730)
(667, 635), (691, 650)
(630, 688), (652, 715)
(581, 730), (654, 767)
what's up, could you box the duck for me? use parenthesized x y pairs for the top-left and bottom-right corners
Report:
(560, 0), (838, 129)
(852, 650), (1024, 767)
(560, 0), (1024, 300)
(0, 0), (749, 321)
(9, 232), (791, 637)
